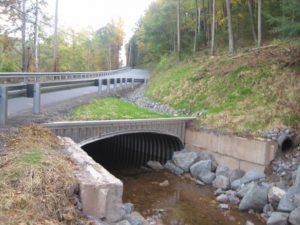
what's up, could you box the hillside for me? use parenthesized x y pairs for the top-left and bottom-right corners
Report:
(145, 42), (300, 135)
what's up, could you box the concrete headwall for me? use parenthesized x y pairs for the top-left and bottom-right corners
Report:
(185, 124), (278, 171)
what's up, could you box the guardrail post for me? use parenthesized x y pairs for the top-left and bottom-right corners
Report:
(0, 86), (8, 127)
(125, 78), (128, 89)
(114, 78), (117, 92)
(131, 78), (134, 89)
(98, 79), (102, 95)
(33, 83), (41, 114)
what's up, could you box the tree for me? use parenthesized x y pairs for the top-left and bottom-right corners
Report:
(247, 0), (257, 43)
(225, 0), (234, 54)
(177, 0), (181, 59)
(211, 0), (216, 55)
(193, 0), (199, 52)
(257, 0), (262, 47)
(53, 0), (59, 72)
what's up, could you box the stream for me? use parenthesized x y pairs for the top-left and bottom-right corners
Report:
(112, 168), (266, 225)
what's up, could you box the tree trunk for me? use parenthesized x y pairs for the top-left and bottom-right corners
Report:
(33, 0), (39, 71)
(194, 0), (199, 52)
(177, 0), (181, 59)
(202, 0), (207, 45)
(53, 0), (59, 72)
(225, 0), (235, 54)
(247, 0), (257, 43)
(21, 0), (26, 72)
(257, 0), (262, 47)
(211, 0), (216, 55)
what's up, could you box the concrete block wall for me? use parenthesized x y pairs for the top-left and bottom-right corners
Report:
(62, 137), (124, 222)
(185, 126), (278, 171)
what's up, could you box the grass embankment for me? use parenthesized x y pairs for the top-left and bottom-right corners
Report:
(0, 125), (86, 224)
(71, 97), (174, 120)
(146, 43), (300, 134)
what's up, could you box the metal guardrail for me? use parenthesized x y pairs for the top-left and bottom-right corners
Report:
(0, 67), (129, 83)
(0, 76), (147, 126)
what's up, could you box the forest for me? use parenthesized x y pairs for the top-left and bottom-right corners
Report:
(0, 0), (299, 72)
(0, 0), (124, 72)
(127, 0), (300, 66)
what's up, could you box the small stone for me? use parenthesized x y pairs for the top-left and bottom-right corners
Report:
(146, 161), (164, 170)
(115, 220), (131, 225)
(216, 194), (228, 203)
(263, 204), (274, 217)
(122, 203), (134, 214)
(212, 175), (230, 190)
(267, 212), (289, 225)
(159, 180), (170, 187)
(195, 180), (205, 186)
(245, 221), (255, 225)
(268, 186), (286, 209)
(219, 204), (229, 210)
(214, 188), (225, 196)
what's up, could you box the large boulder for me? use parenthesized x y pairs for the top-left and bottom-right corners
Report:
(239, 183), (269, 211)
(190, 160), (212, 178)
(173, 151), (200, 172)
(277, 186), (300, 212)
(164, 160), (184, 176)
(229, 169), (245, 183)
(289, 206), (300, 225)
(212, 175), (230, 190)
(216, 165), (230, 177)
(240, 169), (265, 184)
(197, 152), (218, 171)
(267, 212), (289, 225)
(237, 182), (256, 198)
(201, 172), (216, 184)
(268, 186), (286, 209)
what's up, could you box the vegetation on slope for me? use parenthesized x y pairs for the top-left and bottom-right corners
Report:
(0, 125), (86, 224)
(146, 43), (300, 134)
(71, 97), (173, 120)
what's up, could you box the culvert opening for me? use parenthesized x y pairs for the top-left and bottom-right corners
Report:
(81, 132), (183, 170)
(277, 134), (294, 153)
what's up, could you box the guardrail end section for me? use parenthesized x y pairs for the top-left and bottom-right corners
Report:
(0, 86), (8, 126)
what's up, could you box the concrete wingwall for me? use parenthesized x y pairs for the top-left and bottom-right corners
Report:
(184, 123), (278, 171)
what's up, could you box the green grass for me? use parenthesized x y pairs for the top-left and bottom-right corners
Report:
(71, 97), (175, 120)
(145, 48), (300, 134)
(19, 149), (43, 166)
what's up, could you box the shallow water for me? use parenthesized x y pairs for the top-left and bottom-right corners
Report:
(112, 169), (266, 225)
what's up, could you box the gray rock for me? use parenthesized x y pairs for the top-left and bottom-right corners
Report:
(237, 182), (256, 198)
(214, 188), (225, 196)
(173, 151), (200, 172)
(277, 186), (299, 212)
(294, 166), (300, 188)
(159, 180), (170, 187)
(245, 221), (255, 225)
(116, 220), (131, 225)
(294, 193), (300, 207)
(190, 160), (212, 178)
(289, 206), (300, 225)
(231, 179), (242, 190)
(216, 165), (230, 177)
(124, 212), (145, 225)
(201, 171), (216, 184)
(263, 204), (274, 217)
(229, 169), (246, 183)
(146, 161), (164, 170)
(216, 194), (229, 203)
(164, 160), (184, 176)
(240, 169), (265, 184)
(268, 186), (286, 209)
(122, 203), (134, 214)
(239, 183), (269, 211)
(197, 152), (218, 171)
(212, 175), (230, 190)
(267, 212), (289, 225)
(226, 190), (240, 205)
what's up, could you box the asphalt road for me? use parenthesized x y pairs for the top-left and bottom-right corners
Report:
(7, 69), (150, 116)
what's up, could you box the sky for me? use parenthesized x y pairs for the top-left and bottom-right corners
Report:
(48, 0), (155, 42)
